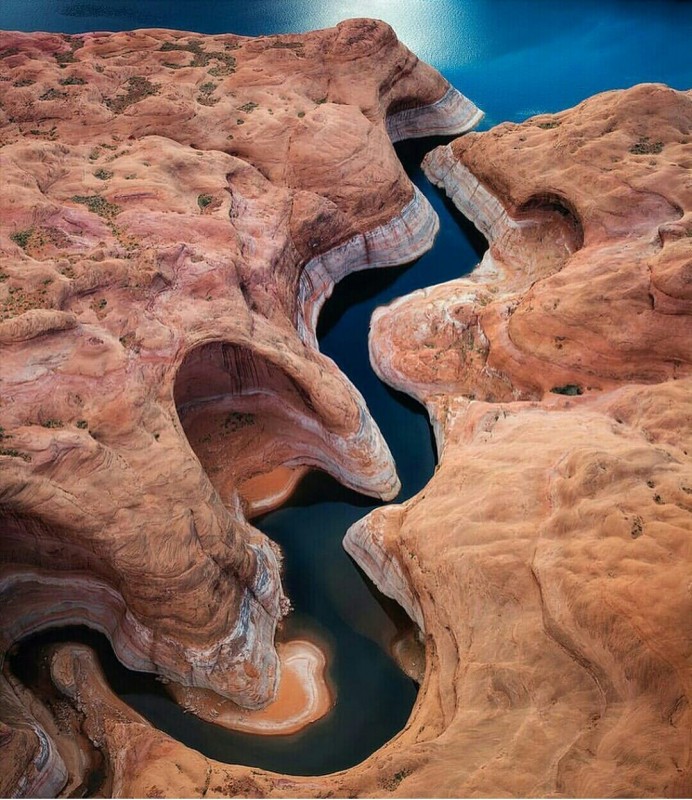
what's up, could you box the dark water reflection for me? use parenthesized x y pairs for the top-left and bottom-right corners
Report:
(6, 0), (690, 777)
(121, 134), (482, 773)
(10, 134), (481, 775)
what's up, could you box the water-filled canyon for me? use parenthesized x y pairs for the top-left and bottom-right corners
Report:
(1, 5), (691, 798)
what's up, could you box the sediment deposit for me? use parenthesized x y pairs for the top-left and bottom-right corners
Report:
(0, 19), (484, 798)
(168, 639), (332, 736)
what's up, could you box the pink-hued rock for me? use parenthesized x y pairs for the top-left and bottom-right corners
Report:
(353, 83), (692, 798)
(56, 83), (690, 800)
(6, 22), (688, 800)
(393, 83), (692, 405)
(0, 20), (482, 798)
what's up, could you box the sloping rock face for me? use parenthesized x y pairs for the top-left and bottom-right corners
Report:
(356, 83), (692, 797)
(0, 20), (483, 798)
(20, 83), (691, 800)
(378, 82), (691, 404)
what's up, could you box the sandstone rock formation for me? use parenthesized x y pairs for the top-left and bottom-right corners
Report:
(355, 82), (692, 798)
(167, 638), (332, 735)
(0, 20), (484, 798)
(7, 82), (689, 800)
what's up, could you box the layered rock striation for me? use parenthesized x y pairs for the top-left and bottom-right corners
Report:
(0, 19), (483, 798)
(355, 82), (692, 797)
(20, 82), (691, 800)
(3, 22), (687, 800)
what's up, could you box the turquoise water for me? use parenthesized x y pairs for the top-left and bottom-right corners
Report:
(4, 0), (690, 778)
(2, 0), (691, 128)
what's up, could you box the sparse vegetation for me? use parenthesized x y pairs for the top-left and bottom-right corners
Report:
(537, 120), (560, 129)
(270, 41), (304, 50)
(197, 81), (220, 105)
(59, 75), (87, 86)
(105, 76), (159, 114)
(223, 411), (254, 433)
(41, 419), (63, 429)
(119, 332), (139, 350)
(159, 41), (187, 52)
(381, 768), (413, 791)
(631, 516), (643, 538)
(629, 136), (664, 155)
(197, 193), (213, 210)
(0, 285), (51, 321)
(159, 39), (236, 72)
(10, 229), (33, 249)
(39, 88), (67, 101)
(76, 419), (88, 429)
(297, 111), (305, 118)
(0, 447), (30, 461)
(93, 168), (113, 180)
(28, 126), (58, 140)
(238, 101), (258, 113)
(550, 384), (583, 396)
(12, 78), (35, 87)
(207, 64), (235, 77)
(54, 36), (84, 67)
(71, 195), (121, 219)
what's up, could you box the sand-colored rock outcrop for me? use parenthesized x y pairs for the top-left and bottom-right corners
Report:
(2, 22), (689, 798)
(0, 21), (484, 798)
(384, 83), (691, 405)
(355, 83), (692, 797)
(12, 83), (690, 800)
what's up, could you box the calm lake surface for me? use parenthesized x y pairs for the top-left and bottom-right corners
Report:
(4, 0), (690, 777)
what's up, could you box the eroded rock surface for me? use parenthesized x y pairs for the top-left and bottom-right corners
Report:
(357, 83), (692, 798)
(18, 83), (691, 800)
(0, 20), (483, 797)
(2, 25), (688, 799)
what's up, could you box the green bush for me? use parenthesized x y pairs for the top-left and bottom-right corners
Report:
(197, 193), (213, 210)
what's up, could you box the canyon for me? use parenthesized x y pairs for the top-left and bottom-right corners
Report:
(0, 19), (479, 797)
(1, 17), (690, 800)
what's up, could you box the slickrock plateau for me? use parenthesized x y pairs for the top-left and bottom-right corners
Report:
(0, 19), (483, 798)
(1, 21), (690, 800)
(7, 81), (689, 800)
(358, 83), (692, 797)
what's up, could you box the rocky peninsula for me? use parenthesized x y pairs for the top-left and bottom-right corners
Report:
(0, 19), (482, 797)
(0, 17), (690, 800)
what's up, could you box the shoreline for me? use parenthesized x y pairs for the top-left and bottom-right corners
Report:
(167, 639), (333, 736)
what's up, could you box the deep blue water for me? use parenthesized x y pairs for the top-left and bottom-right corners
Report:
(5, 0), (690, 778)
(2, 0), (691, 128)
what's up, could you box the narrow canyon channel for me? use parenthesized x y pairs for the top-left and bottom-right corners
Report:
(10, 136), (486, 776)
